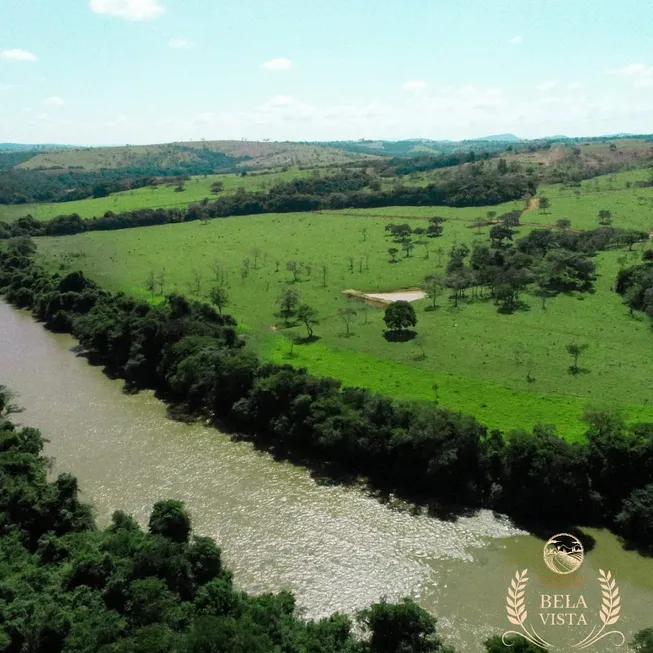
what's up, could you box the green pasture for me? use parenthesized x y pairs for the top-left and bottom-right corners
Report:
(529, 168), (653, 231)
(35, 176), (653, 438)
(0, 169), (312, 223)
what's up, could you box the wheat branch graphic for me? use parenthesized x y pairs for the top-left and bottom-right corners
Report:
(506, 569), (529, 626)
(502, 570), (551, 650)
(572, 570), (625, 649)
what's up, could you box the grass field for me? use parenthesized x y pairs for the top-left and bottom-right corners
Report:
(34, 170), (653, 439)
(0, 169), (313, 223)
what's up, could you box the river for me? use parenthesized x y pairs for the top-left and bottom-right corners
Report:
(0, 299), (652, 651)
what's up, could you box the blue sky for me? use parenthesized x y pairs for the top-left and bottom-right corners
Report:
(1, 0), (652, 144)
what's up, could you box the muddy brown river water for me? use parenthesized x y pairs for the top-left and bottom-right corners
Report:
(1, 299), (651, 651)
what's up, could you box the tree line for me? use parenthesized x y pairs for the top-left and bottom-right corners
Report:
(0, 164), (537, 239)
(1, 239), (653, 555)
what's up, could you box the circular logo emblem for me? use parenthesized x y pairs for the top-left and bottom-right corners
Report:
(543, 533), (584, 575)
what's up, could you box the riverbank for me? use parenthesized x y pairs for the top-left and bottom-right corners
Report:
(1, 240), (652, 553)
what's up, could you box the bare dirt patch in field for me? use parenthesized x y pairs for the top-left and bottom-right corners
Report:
(343, 288), (426, 307)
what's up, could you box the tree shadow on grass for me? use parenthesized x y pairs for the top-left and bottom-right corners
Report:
(568, 366), (590, 376)
(297, 335), (321, 345)
(497, 299), (531, 315)
(383, 329), (417, 342)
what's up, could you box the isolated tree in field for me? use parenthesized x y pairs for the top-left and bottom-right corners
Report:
(286, 260), (302, 282)
(412, 335), (427, 360)
(338, 306), (357, 336)
(241, 258), (250, 283)
(251, 247), (262, 269)
(415, 237), (430, 259)
(209, 285), (229, 315)
(211, 259), (224, 284)
(423, 273), (443, 311)
(297, 304), (318, 339)
(388, 247), (399, 263)
(384, 301), (417, 332)
(538, 196), (551, 213)
(486, 210), (497, 221)
(283, 329), (300, 357)
(361, 226), (367, 242)
(278, 287), (300, 326)
(598, 209), (612, 225)
(155, 269), (166, 296)
(210, 180), (224, 194)
(473, 217), (485, 234)
(402, 241), (415, 258)
(555, 218), (571, 230)
(189, 268), (202, 294)
(566, 342), (589, 374)
(145, 270), (156, 298)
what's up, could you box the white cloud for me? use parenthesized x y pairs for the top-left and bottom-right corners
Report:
(169, 38), (191, 49)
(402, 80), (427, 92)
(608, 63), (646, 77)
(43, 96), (65, 107)
(0, 83), (11, 91)
(509, 35), (523, 45)
(89, 0), (165, 20)
(536, 80), (557, 92)
(0, 49), (37, 62)
(262, 58), (292, 71)
(568, 82), (584, 90)
(607, 63), (653, 87)
(267, 95), (295, 107)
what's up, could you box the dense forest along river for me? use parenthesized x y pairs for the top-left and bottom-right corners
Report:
(1, 299), (652, 651)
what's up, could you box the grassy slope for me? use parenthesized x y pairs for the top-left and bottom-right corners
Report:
(35, 169), (653, 439)
(16, 140), (376, 171)
(0, 169), (313, 223)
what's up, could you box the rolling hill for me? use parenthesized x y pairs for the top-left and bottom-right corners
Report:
(15, 140), (379, 173)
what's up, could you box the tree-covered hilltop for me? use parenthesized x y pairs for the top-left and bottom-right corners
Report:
(0, 386), (458, 653)
(1, 239), (653, 554)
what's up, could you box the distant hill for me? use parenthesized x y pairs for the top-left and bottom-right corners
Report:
(475, 134), (521, 143)
(14, 140), (378, 173)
